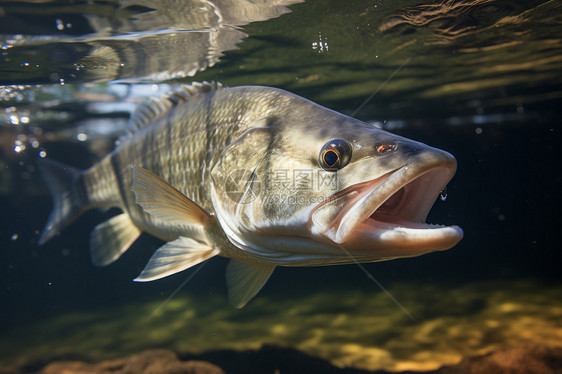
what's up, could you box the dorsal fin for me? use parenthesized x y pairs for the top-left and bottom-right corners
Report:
(126, 81), (224, 134)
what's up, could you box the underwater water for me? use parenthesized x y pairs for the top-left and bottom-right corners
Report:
(1, 0), (562, 373)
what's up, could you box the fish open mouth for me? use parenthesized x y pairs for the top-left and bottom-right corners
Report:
(310, 155), (464, 258)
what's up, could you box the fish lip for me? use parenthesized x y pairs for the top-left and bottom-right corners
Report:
(311, 150), (463, 252)
(309, 169), (397, 235)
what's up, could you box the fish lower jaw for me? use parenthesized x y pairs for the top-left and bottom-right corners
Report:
(315, 217), (463, 259)
(327, 222), (464, 257)
(342, 219), (464, 255)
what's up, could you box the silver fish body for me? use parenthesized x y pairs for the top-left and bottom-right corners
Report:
(39, 82), (463, 308)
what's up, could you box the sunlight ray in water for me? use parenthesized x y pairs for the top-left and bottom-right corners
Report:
(350, 55), (414, 118)
(337, 244), (416, 321)
(147, 262), (207, 320)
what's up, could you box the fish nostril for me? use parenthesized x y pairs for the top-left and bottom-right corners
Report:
(376, 143), (396, 155)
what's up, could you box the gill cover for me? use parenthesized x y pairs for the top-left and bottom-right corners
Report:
(210, 127), (272, 252)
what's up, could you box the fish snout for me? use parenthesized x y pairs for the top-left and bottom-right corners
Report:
(397, 141), (458, 176)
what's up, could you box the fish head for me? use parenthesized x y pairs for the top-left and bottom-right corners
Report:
(210, 94), (463, 265)
(307, 122), (463, 260)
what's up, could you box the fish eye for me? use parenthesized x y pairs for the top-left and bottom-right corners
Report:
(319, 138), (352, 171)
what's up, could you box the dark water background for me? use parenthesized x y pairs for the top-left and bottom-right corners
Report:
(1, 0), (561, 371)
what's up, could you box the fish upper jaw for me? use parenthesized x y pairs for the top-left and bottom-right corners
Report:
(310, 148), (463, 258)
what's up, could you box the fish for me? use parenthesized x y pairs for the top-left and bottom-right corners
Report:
(38, 82), (463, 308)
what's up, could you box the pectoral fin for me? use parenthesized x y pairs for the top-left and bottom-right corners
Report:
(226, 259), (275, 309)
(90, 213), (141, 266)
(135, 237), (219, 281)
(130, 165), (221, 281)
(131, 164), (211, 228)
